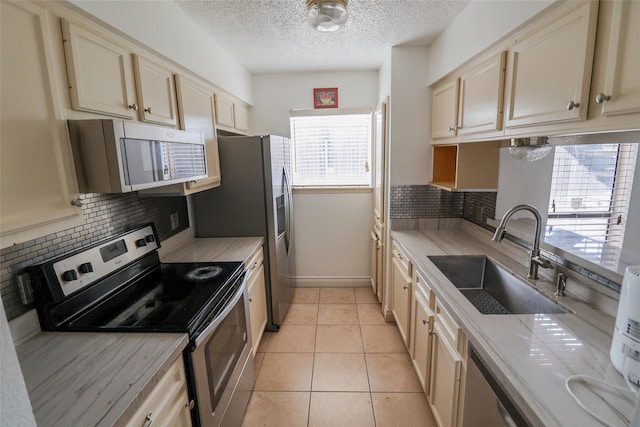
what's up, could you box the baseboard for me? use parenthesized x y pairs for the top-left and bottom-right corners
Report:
(295, 276), (370, 288)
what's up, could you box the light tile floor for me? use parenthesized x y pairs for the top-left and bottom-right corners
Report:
(241, 287), (438, 427)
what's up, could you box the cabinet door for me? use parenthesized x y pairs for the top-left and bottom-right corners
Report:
(1, 1), (83, 246)
(592, 0), (640, 117)
(370, 231), (378, 294)
(504, 1), (598, 128)
(125, 355), (192, 427)
(391, 256), (412, 348)
(411, 288), (434, 395)
(61, 19), (138, 119)
(373, 101), (386, 221)
(375, 232), (384, 304)
(175, 74), (221, 193)
(214, 93), (235, 128)
(248, 263), (267, 357)
(457, 52), (506, 136)
(432, 79), (459, 139)
(429, 322), (462, 427)
(133, 55), (178, 127)
(234, 103), (250, 133)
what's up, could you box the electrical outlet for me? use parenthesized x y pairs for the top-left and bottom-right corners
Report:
(170, 213), (179, 231)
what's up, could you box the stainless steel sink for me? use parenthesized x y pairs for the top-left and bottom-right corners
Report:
(427, 255), (568, 315)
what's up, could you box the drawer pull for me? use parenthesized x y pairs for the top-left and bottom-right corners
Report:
(143, 412), (153, 427)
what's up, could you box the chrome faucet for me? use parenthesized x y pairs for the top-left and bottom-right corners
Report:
(492, 204), (552, 280)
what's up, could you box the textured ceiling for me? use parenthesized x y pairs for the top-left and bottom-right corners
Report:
(175, 0), (470, 74)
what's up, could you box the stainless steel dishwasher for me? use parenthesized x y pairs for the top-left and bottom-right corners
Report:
(462, 346), (532, 427)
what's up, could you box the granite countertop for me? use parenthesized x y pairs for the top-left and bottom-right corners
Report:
(391, 222), (634, 427)
(16, 332), (188, 427)
(158, 230), (263, 264)
(15, 233), (263, 427)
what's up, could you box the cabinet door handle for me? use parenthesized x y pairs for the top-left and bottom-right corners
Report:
(448, 126), (458, 132)
(71, 198), (83, 207)
(144, 107), (153, 114)
(186, 399), (195, 410)
(566, 100), (580, 110)
(422, 319), (427, 325)
(143, 412), (153, 427)
(128, 103), (139, 111)
(403, 286), (408, 290)
(595, 93), (611, 104)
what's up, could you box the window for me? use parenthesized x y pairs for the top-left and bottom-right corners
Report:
(289, 108), (372, 187)
(546, 143), (638, 267)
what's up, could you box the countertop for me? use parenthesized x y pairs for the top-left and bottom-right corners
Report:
(391, 222), (635, 427)
(15, 332), (188, 427)
(14, 232), (264, 427)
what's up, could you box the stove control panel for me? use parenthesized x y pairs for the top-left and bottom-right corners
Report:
(51, 225), (159, 297)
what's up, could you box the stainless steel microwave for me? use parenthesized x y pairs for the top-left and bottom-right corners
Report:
(68, 119), (207, 193)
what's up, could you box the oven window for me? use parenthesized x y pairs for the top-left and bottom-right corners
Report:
(204, 296), (247, 412)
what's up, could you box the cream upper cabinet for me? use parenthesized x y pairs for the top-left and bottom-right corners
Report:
(457, 51), (506, 136)
(588, 0), (640, 119)
(214, 92), (250, 134)
(432, 79), (460, 139)
(61, 19), (138, 119)
(1, 1), (83, 247)
(133, 55), (178, 127)
(234, 103), (250, 133)
(504, 1), (598, 128)
(175, 74), (221, 193)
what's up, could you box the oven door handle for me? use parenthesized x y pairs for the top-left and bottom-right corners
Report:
(193, 276), (248, 348)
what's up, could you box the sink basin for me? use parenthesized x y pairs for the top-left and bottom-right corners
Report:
(427, 255), (568, 315)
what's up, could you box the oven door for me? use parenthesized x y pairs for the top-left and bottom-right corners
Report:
(190, 278), (255, 427)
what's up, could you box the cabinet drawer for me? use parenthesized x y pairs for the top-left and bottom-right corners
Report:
(125, 355), (190, 427)
(246, 247), (264, 279)
(435, 300), (466, 355)
(413, 271), (435, 311)
(391, 241), (411, 275)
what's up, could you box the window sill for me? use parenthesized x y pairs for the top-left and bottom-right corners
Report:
(292, 186), (373, 194)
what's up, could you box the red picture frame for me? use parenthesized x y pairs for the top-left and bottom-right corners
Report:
(313, 87), (339, 109)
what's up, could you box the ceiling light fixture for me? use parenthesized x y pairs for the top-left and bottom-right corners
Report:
(508, 137), (553, 162)
(307, 0), (348, 32)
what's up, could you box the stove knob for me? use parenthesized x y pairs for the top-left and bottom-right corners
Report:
(145, 234), (156, 243)
(78, 262), (93, 274)
(61, 270), (78, 282)
(135, 238), (147, 248)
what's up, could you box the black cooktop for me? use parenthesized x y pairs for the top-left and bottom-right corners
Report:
(46, 261), (244, 335)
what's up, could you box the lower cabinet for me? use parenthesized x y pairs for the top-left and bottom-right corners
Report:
(410, 286), (434, 394)
(429, 300), (468, 427)
(125, 355), (192, 427)
(391, 242), (412, 349)
(246, 247), (267, 357)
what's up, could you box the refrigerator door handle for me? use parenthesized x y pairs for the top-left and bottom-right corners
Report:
(283, 167), (294, 254)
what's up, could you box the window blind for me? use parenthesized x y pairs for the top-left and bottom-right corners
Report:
(289, 109), (372, 187)
(546, 143), (638, 266)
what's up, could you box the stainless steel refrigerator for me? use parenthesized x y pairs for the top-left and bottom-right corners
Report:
(191, 135), (294, 330)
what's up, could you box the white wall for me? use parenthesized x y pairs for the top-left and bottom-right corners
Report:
(69, 0), (253, 103)
(427, 0), (555, 84)
(252, 71), (378, 284)
(389, 46), (431, 185)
